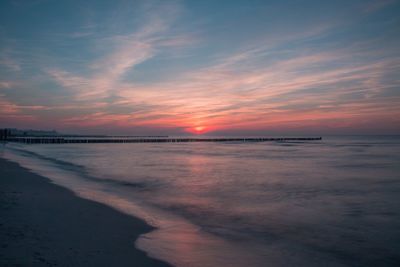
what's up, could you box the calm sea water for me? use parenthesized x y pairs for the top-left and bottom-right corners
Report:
(2, 136), (400, 267)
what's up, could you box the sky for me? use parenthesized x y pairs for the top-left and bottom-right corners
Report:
(0, 0), (399, 135)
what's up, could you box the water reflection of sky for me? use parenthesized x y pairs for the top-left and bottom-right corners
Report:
(5, 136), (400, 266)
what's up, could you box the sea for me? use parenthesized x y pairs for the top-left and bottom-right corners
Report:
(2, 136), (400, 267)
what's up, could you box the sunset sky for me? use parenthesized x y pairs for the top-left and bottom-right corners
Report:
(0, 0), (399, 135)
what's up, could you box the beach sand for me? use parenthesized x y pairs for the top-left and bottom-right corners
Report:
(0, 157), (172, 267)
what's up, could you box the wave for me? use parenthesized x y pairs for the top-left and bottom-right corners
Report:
(5, 145), (150, 190)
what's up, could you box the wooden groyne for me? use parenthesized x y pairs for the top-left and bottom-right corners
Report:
(4, 137), (322, 144)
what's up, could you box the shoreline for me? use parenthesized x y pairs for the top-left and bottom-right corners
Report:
(0, 157), (172, 267)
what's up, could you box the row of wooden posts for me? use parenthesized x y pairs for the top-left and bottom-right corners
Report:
(0, 129), (11, 141)
(4, 137), (322, 144)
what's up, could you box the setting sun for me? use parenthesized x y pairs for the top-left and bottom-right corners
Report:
(194, 126), (204, 132)
(193, 126), (206, 134)
(185, 126), (208, 135)
(185, 126), (209, 134)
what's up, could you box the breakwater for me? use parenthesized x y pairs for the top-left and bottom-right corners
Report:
(4, 137), (322, 144)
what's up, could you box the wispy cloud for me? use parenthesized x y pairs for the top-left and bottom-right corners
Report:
(47, 1), (186, 101)
(362, 0), (397, 13)
(0, 81), (15, 89)
(0, 53), (21, 72)
(113, 45), (400, 132)
(0, 97), (19, 114)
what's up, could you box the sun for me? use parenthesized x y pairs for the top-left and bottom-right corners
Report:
(185, 125), (211, 135)
(189, 126), (207, 135)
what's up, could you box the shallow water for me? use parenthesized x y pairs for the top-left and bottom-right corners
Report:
(3, 136), (400, 266)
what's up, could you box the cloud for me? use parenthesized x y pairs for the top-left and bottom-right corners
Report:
(0, 81), (15, 89)
(0, 55), (21, 72)
(0, 97), (19, 114)
(47, 1), (186, 101)
(362, 0), (396, 13)
(113, 44), (400, 132)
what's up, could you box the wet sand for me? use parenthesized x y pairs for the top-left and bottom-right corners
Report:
(0, 157), (172, 267)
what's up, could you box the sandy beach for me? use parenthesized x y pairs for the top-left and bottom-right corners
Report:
(0, 157), (172, 267)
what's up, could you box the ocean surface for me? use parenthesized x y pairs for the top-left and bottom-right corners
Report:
(2, 136), (400, 267)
